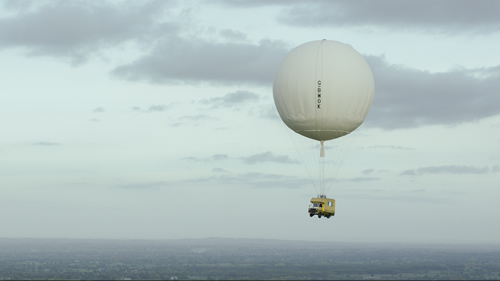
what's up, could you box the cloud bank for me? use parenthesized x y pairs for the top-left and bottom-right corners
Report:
(401, 165), (493, 176)
(281, 0), (500, 34)
(365, 56), (500, 129)
(183, 152), (299, 165)
(240, 151), (299, 165)
(200, 90), (259, 108)
(117, 172), (309, 189)
(220, 0), (500, 34)
(112, 38), (288, 85)
(0, 0), (174, 64)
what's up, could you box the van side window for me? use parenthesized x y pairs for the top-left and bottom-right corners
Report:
(328, 201), (332, 207)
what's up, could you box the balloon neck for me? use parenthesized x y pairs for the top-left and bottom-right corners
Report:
(320, 140), (325, 157)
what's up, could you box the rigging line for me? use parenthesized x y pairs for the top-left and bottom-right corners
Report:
(325, 131), (359, 195)
(325, 139), (343, 195)
(321, 150), (326, 195)
(287, 129), (318, 195)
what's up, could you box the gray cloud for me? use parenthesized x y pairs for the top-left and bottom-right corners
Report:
(212, 168), (229, 173)
(210, 172), (309, 189)
(182, 154), (229, 162)
(220, 0), (500, 34)
(178, 114), (212, 121)
(219, 29), (247, 42)
(167, 113), (214, 127)
(33, 141), (61, 146)
(182, 152), (298, 165)
(118, 172), (309, 189)
(92, 107), (105, 113)
(211, 154), (229, 161)
(117, 181), (171, 189)
(240, 151), (299, 165)
(112, 38), (289, 85)
(361, 169), (390, 176)
(147, 104), (170, 112)
(364, 55), (500, 129)
(0, 0), (175, 64)
(401, 165), (491, 176)
(361, 145), (414, 151)
(343, 176), (381, 182)
(493, 165), (500, 173)
(345, 193), (447, 203)
(250, 104), (280, 120)
(131, 103), (177, 113)
(362, 169), (374, 175)
(182, 157), (201, 162)
(214, 0), (300, 8)
(200, 90), (259, 108)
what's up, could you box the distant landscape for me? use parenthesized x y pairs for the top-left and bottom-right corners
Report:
(0, 238), (499, 280)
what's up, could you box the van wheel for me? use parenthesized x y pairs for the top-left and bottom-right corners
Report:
(309, 214), (314, 217)
(326, 215), (331, 218)
(318, 214), (322, 218)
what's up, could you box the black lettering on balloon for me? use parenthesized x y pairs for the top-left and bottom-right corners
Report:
(317, 80), (322, 109)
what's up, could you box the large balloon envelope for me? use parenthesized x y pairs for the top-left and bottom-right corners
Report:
(273, 40), (374, 142)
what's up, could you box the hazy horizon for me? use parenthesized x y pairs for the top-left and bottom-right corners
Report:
(3, 237), (499, 279)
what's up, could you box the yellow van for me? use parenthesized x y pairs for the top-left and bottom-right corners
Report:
(308, 197), (335, 218)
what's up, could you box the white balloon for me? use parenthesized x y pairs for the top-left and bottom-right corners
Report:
(273, 40), (374, 141)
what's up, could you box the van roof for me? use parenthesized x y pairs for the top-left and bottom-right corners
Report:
(310, 197), (335, 204)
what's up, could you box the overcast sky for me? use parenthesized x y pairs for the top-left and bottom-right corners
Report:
(1, 0), (499, 244)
